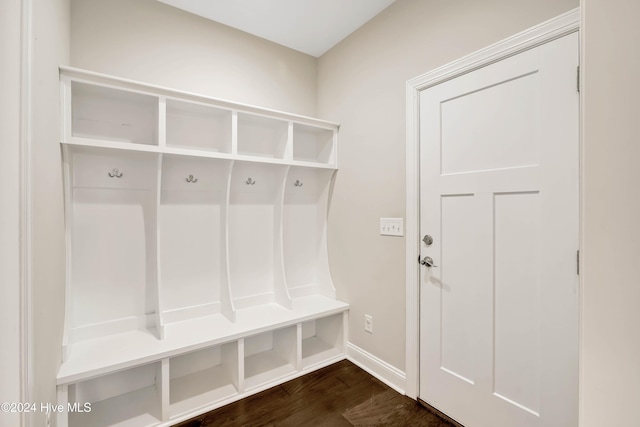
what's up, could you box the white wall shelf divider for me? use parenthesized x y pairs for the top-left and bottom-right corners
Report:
(57, 67), (346, 427)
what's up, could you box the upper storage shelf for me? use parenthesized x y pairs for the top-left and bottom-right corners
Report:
(70, 82), (159, 145)
(60, 67), (339, 168)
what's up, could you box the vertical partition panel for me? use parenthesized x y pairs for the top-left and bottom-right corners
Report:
(228, 162), (290, 309)
(159, 155), (232, 324)
(273, 165), (292, 309)
(220, 160), (235, 321)
(283, 167), (336, 298)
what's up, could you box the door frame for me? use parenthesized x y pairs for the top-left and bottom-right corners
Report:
(0, 1), (35, 426)
(404, 8), (580, 400)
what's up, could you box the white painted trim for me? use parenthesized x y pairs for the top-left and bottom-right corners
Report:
(346, 342), (406, 395)
(0, 2), (25, 426)
(404, 8), (580, 402)
(578, 4), (586, 427)
(20, 0), (33, 425)
(406, 8), (580, 91)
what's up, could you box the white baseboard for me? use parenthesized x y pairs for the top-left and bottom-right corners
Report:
(346, 342), (406, 395)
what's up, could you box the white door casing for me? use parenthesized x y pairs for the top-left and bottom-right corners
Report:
(413, 25), (579, 427)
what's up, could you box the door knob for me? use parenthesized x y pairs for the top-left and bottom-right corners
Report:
(420, 256), (437, 267)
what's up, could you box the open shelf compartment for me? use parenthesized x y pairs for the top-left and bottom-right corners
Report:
(237, 112), (289, 159)
(243, 326), (298, 391)
(67, 363), (163, 427)
(301, 313), (345, 370)
(166, 99), (232, 152)
(292, 123), (335, 164)
(169, 343), (239, 418)
(70, 81), (159, 145)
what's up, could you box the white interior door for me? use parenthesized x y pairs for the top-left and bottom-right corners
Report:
(419, 32), (579, 427)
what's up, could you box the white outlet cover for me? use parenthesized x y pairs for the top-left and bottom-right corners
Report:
(364, 314), (373, 333)
(379, 218), (404, 236)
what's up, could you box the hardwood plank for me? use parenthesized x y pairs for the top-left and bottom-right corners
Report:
(175, 360), (456, 426)
(343, 389), (455, 426)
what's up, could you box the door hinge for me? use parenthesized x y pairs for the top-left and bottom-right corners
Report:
(577, 250), (580, 275)
(577, 66), (580, 92)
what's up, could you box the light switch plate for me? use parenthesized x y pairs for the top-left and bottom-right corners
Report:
(380, 218), (404, 236)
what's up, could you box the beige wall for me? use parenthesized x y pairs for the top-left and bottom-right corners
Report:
(318, 0), (578, 371)
(70, 0), (318, 116)
(580, 0), (640, 425)
(0, 0), (24, 425)
(31, 0), (70, 425)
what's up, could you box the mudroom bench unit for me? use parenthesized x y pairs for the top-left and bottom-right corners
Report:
(56, 67), (348, 427)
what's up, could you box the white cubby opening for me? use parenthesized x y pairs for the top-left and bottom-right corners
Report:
(301, 314), (345, 370)
(158, 155), (233, 325)
(71, 81), (158, 145)
(292, 123), (334, 164)
(243, 327), (298, 391)
(68, 363), (162, 427)
(227, 161), (290, 309)
(237, 113), (289, 159)
(169, 343), (239, 418)
(165, 99), (232, 152)
(68, 146), (160, 344)
(283, 167), (335, 299)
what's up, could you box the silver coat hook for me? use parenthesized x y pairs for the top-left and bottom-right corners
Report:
(108, 168), (123, 178)
(186, 174), (198, 183)
(294, 180), (303, 187)
(246, 177), (256, 185)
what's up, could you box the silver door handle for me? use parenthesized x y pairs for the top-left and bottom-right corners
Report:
(420, 256), (438, 267)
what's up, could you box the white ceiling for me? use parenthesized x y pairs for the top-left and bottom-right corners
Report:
(158, 0), (396, 57)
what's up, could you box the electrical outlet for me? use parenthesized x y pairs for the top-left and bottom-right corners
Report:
(380, 218), (404, 236)
(364, 314), (373, 334)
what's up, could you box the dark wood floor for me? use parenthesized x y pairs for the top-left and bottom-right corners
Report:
(175, 360), (455, 426)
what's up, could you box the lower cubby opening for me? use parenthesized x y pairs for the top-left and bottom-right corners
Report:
(301, 313), (344, 369)
(68, 364), (162, 427)
(243, 326), (297, 390)
(169, 343), (239, 418)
